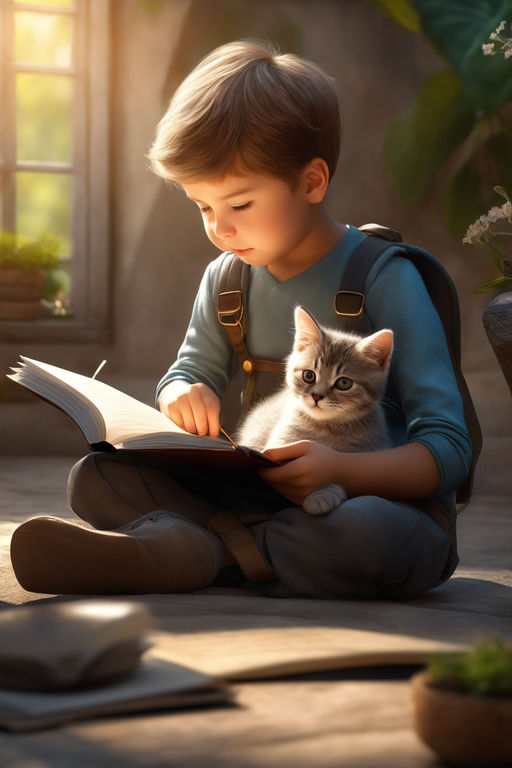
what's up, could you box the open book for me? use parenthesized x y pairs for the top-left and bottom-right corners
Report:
(7, 357), (273, 469)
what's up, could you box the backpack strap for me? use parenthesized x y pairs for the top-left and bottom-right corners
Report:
(217, 253), (284, 413)
(338, 225), (482, 511)
(335, 224), (403, 333)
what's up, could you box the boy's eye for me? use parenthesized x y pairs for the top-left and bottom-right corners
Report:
(231, 202), (252, 213)
(302, 370), (316, 383)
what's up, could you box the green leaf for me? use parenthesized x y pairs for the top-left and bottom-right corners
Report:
(415, 0), (512, 115)
(494, 185), (511, 201)
(383, 70), (474, 205)
(473, 275), (512, 293)
(365, 0), (422, 33)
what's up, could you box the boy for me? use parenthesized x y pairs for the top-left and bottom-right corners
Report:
(11, 41), (471, 599)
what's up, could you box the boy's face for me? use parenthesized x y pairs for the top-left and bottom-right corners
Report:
(182, 170), (319, 278)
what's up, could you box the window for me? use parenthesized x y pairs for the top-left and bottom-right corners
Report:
(0, 0), (110, 341)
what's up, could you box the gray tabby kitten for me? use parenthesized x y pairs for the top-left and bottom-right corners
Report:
(236, 306), (394, 515)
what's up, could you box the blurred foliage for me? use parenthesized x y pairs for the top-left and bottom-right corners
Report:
(428, 636), (512, 697)
(17, 172), (71, 256)
(137, 0), (165, 12)
(367, 0), (512, 238)
(0, 230), (61, 271)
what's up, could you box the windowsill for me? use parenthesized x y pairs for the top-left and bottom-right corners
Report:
(0, 317), (111, 344)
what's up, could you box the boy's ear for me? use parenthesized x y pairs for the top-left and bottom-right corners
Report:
(302, 158), (330, 204)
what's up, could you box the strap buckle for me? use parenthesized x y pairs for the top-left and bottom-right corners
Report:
(334, 290), (365, 318)
(218, 290), (243, 327)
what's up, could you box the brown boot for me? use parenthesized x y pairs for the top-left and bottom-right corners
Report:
(10, 511), (223, 595)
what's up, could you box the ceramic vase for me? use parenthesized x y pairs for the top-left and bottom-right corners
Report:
(482, 290), (512, 395)
(0, 267), (44, 321)
(411, 671), (512, 768)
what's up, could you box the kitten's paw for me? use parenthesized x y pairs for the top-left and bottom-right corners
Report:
(303, 484), (347, 516)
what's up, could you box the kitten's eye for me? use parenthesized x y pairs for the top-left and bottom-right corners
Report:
(335, 377), (353, 391)
(302, 370), (316, 384)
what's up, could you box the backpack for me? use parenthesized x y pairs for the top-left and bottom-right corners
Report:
(216, 224), (482, 509)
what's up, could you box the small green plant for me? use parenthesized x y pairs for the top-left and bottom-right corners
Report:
(428, 636), (512, 697)
(0, 231), (60, 272)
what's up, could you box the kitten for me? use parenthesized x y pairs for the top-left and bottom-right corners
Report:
(236, 306), (393, 515)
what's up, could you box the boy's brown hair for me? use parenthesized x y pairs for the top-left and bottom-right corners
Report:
(148, 40), (341, 187)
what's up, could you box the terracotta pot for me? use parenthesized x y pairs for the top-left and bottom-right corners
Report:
(483, 290), (512, 396)
(411, 672), (512, 767)
(0, 267), (44, 321)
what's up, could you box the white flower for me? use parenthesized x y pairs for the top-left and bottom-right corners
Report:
(479, 215), (490, 231)
(496, 20), (506, 34)
(487, 206), (504, 223)
(463, 220), (486, 244)
(482, 42), (496, 55)
(505, 48), (512, 59)
(463, 200), (512, 244)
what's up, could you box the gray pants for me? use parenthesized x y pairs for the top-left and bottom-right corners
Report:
(68, 451), (458, 600)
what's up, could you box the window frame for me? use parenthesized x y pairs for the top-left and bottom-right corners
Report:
(0, 0), (110, 342)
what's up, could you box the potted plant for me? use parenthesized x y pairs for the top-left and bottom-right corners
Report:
(0, 231), (60, 321)
(462, 186), (512, 394)
(411, 636), (512, 767)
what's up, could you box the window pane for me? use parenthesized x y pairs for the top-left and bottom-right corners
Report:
(15, 11), (73, 68)
(16, 74), (72, 163)
(16, 171), (71, 258)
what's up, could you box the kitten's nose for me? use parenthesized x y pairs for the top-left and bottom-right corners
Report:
(311, 393), (324, 403)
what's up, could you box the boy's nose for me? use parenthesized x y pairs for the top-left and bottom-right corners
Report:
(213, 216), (236, 239)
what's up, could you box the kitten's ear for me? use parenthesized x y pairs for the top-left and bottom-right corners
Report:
(358, 329), (394, 369)
(294, 306), (322, 351)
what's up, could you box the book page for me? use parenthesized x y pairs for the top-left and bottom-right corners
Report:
(0, 656), (232, 732)
(9, 358), (230, 451)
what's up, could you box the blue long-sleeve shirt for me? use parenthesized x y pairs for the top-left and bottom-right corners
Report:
(157, 226), (472, 497)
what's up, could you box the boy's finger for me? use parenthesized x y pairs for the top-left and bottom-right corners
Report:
(260, 461), (299, 483)
(200, 391), (220, 437)
(179, 401), (199, 435)
(207, 411), (220, 438)
(263, 442), (307, 462)
(187, 388), (210, 436)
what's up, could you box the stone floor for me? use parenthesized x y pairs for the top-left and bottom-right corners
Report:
(0, 456), (511, 767)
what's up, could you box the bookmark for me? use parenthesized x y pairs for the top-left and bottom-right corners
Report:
(219, 426), (242, 451)
(92, 360), (107, 380)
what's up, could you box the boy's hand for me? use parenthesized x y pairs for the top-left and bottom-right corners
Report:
(158, 380), (220, 437)
(259, 441), (339, 505)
